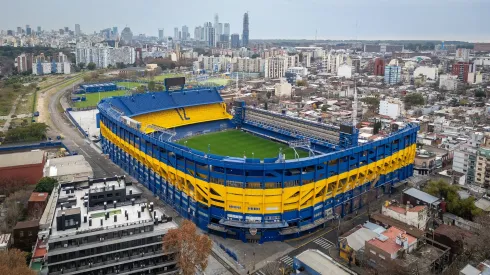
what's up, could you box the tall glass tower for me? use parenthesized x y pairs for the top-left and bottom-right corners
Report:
(242, 12), (249, 47)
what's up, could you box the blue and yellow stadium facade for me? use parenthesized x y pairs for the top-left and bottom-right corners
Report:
(97, 88), (418, 243)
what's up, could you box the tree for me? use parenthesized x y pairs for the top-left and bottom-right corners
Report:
(296, 80), (307, 86)
(2, 190), (31, 233)
(78, 62), (85, 70)
(34, 177), (57, 194)
(116, 62), (127, 69)
(136, 85), (146, 93)
(361, 97), (380, 112)
(403, 93), (425, 109)
(0, 249), (36, 275)
(148, 81), (156, 91)
(475, 90), (486, 98)
(424, 180), (482, 220)
(86, 62), (96, 70)
(251, 53), (260, 59)
(162, 220), (212, 275)
(261, 261), (293, 275)
(155, 84), (164, 91)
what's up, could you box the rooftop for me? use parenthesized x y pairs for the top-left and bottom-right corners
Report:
(0, 151), (45, 168)
(403, 187), (440, 205)
(49, 177), (173, 239)
(295, 249), (356, 275)
(14, 219), (40, 230)
(367, 226), (417, 255)
(29, 192), (49, 202)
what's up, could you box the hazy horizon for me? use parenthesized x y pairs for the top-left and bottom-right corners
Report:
(2, 0), (489, 42)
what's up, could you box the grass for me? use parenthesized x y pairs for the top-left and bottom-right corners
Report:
(74, 90), (128, 108)
(116, 82), (144, 89)
(15, 92), (36, 115)
(91, 209), (122, 219)
(148, 73), (184, 82)
(205, 78), (230, 86)
(176, 130), (309, 160)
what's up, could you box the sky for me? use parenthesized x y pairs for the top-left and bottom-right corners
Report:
(1, 0), (489, 42)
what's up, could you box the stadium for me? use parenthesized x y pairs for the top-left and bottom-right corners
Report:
(97, 82), (419, 243)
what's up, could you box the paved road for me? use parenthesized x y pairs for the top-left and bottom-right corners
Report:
(48, 81), (240, 275)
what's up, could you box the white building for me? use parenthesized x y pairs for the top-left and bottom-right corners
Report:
(439, 74), (458, 91)
(413, 66), (438, 80)
(382, 202), (428, 230)
(75, 43), (135, 68)
(286, 67), (308, 77)
(337, 64), (352, 79)
(237, 57), (265, 73)
(322, 52), (345, 73)
(265, 56), (288, 79)
(379, 99), (404, 119)
(32, 61), (71, 75)
(275, 81), (292, 98)
(43, 155), (93, 183)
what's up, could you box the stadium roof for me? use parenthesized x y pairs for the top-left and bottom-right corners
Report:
(101, 88), (224, 117)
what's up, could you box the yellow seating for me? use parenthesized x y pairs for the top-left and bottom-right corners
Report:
(134, 103), (232, 132)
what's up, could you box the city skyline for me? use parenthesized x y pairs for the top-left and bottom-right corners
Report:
(1, 0), (490, 42)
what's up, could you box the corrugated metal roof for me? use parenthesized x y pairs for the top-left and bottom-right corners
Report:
(0, 151), (44, 168)
(345, 227), (378, 251)
(403, 187), (440, 204)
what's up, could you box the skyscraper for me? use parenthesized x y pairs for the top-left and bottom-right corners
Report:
(224, 23), (230, 36)
(231, 33), (240, 48)
(174, 27), (179, 40)
(242, 12), (249, 47)
(120, 27), (133, 43)
(112, 27), (118, 36)
(17, 27), (22, 35)
(208, 28), (215, 47)
(75, 24), (81, 36)
(158, 29), (164, 40)
(182, 26), (189, 41)
(194, 27), (201, 41)
(37, 26), (41, 33)
(25, 25), (31, 35)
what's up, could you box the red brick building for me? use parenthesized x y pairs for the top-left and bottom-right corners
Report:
(12, 220), (39, 252)
(452, 62), (475, 83)
(0, 151), (46, 185)
(28, 192), (49, 219)
(374, 58), (385, 76)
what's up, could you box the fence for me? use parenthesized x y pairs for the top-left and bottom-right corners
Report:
(65, 110), (88, 137)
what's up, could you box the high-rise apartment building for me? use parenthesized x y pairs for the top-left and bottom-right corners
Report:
(452, 62), (475, 83)
(208, 28), (215, 47)
(37, 176), (179, 275)
(203, 22), (212, 43)
(15, 53), (34, 73)
(182, 26), (189, 41)
(242, 12), (249, 47)
(384, 66), (402, 85)
(173, 27), (179, 40)
(374, 58), (385, 76)
(224, 23), (230, 36)
(75, 24), (81, 36)
(265, 56), (288, 79)
(194, 27), (202, 41)
(75, 43), (135, 68)
(158, 29), (164, 41)
(231, 34), (240, 48)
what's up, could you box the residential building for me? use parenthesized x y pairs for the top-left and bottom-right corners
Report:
(455, 48), (470, 62)
(339, 224), (379, 265)
(15, 53), (34, 73)
(265, 56), (288, 79)
(0, 151), (46, 185)
(452, 62), (475, 83)
(182, 25), (189, 41)
(453, 133), (483, 185)
(28, 192), (49, 220)
(231, 33), (240, 48)
(374, 58), (385, 76)
(194, 27), (201, 41)
(402, 188), (441, 209)
(379, 99), (404, 119)
(381, 201), (428, 230)
(75, 43), (135, 68)
(41, 176), (179, 274)
(120, 27), (133, 43)
(439, 74), (458, 91)
(75, 24), (81, 36)
(275, 81), (292, 98)
(242, 12), (249, 47)
(286, 67), (308, 77)
(236, 57), (265, 73)
(384, 65), (401, 85)
(337, 64), (352, 78)
(414, 149), (437, 175)
(158, 29), (164, 40)
(12, 220), (39, 251)
(475, 133), (490, 187)
(208, 28), (215, 47)
(413, 66), (438, 80)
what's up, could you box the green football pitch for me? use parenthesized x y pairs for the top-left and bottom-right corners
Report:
(74, 90), (127, 108)
(176, 130), (309, 160)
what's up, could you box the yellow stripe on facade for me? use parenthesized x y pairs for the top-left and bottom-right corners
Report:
(100, 122), (416, 215)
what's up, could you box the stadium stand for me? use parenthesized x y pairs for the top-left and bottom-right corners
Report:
(97, 87), (419, 243)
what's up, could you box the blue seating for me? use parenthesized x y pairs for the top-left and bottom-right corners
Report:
(101, 88), (224, 117)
